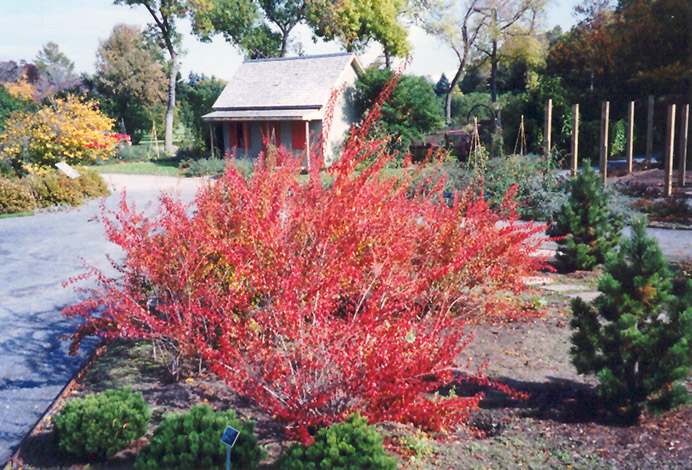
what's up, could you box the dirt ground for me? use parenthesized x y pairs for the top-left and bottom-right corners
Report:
(9, 264), (692, 470)
(609, 168), (692, 228)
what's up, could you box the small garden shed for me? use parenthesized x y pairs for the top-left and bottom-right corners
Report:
(202, 52), (364, 167)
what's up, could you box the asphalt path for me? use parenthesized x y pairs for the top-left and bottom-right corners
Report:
(0, 173), (691, 465)
(0, 174), (206, 465)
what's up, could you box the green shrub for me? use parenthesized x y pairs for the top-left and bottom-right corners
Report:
(425, 154), (569, 221)
(134, 404), (265, 470)
(277, 414), (397, 470)
(115, 144), (155, 162)
(53, 388), (150, 460)
(570, 219), (692, 418)
(0, 177), (36, 214)
(27, 169), (110, 208)
(179, 157), (227, 177)
(175, 144), (211, 160)
(179, 157), (254, 179)
(28, 171), (85, 207)
(75, 168), (111, 199)
(548, 163), (623, 270)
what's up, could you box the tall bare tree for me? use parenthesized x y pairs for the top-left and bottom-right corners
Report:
(423, 0), (490, 123)
(473, 0), (546, 102)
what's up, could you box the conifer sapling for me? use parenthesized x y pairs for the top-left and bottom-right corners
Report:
(549, 162), (622, 270)
(570, 218), (692, 418)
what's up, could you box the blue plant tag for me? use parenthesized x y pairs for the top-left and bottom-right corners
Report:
(220, 426), (240, 448)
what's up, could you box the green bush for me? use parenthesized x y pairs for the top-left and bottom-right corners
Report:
(425, 154), (568, 221)
(115, 144), (155, 162)
(28, 171), (85, 207)
(0, 177), (36, 214)
(570, 219), (692, 418)
(179, 157), (254, 179)
(134, 404), (265, 470)
(26, 169), (110, 208)
(277, 414), (397, 470)
(53, 388), (150, 460)
(548, 163), (623, 270)
(75, 168), (111, 199)
(179, 157), (227, 177)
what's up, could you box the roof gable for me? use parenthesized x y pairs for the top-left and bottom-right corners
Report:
(212, 53), (363, 111)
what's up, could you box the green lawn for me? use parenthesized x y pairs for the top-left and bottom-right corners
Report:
(0, 211), (34, 219)
(89, 160), (181, 177)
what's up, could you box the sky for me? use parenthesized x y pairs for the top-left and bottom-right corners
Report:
(0, 0), (580, 83)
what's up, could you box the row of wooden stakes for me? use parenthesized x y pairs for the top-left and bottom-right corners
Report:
(543, 97), (690, 196)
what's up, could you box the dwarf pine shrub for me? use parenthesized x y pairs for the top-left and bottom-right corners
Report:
(277, 414), (397, 470)
(134, 404), (264, 470)
(548, 162), (622, 270)
(570, 218), (692, 418)
(53, 388), (150, 459)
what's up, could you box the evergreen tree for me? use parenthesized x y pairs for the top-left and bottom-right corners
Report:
(548, 162), (622, 270)
(35, 42), (80, 92)
(434, 73), (450, 97)
(570, 218), (692, 419)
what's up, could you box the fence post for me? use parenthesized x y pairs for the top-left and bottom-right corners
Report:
(544, 99), (552, 158)
(646, 95), (654, 166)
(600, 101), (609, 184)
(209, 124), (215, 158)
(627, 101), (635, 174)
(571, 104), (579, 176)
(664, 104), (676, 197)
(679, 104), (689, 187)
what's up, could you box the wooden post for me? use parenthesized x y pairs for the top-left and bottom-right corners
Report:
(626, 101), (635, 174)
(664, 104), (676, 197)
(571, 104), (579, 177)
(679, 104), (689, 187)
(305, 120), (310, 170)
(646, 95), (654, 166)
(209, 123), (215, 158)
(520, 115), (525, 156)
(544, 99), (552, 158)
(600, 101), (609, 184)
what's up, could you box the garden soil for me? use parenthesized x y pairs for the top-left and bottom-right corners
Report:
(10, 267), (692, 470)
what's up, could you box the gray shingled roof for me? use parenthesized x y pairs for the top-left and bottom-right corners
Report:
(210, 53), (363, 111)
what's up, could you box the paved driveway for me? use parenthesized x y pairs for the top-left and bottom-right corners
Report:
(0, 174), (206, 465)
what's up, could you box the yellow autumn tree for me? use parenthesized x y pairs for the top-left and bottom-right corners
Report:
(4, 78), (39, 103)
(0, 94), (118, 173)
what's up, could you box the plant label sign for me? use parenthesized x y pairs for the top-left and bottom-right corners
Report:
(220, 426), (240, 448)
(55, 161), (81, 179)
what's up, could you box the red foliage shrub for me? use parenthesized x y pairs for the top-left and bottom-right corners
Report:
(63, 70), (548, 443)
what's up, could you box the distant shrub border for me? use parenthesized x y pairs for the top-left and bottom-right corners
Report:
(0, 168), (109, 215)
(0, 177), (36, 214)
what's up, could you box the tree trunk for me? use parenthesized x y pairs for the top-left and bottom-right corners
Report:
(445, 58), (466, 124)
(384, 48), (391, 69)
(164, 48), (178, 154)
(280, 30), (289, 57)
